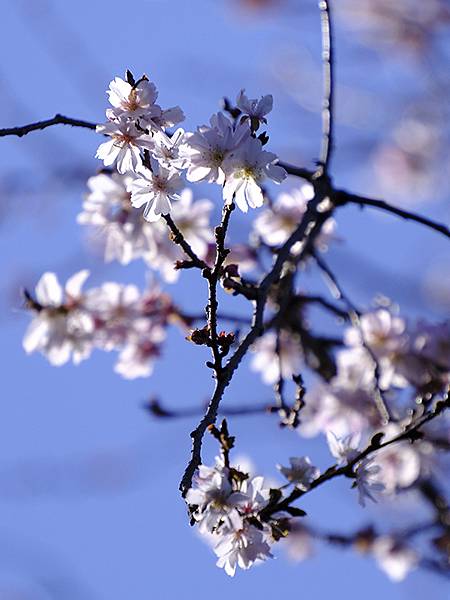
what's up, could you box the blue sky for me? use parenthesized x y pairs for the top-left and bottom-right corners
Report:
(0, 1), (448, 598)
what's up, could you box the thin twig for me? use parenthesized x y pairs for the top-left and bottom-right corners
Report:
(0, 114), (97, 137)
(318, 0), (335, 172)
(312, 251), (391, 423)
(335, 190), (450, 240)
(145, 398), (271, 419)
(179, 311), (251, 326)
(162, 213), (209, 270)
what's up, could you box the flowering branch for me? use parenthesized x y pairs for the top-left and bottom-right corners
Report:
(260, 392), (450, 520)
(180, 176), (333, 496)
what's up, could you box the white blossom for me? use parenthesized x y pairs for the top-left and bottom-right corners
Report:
(169, 188), (214, 257)
(23, 271), (93, 366)
(106, 76), (160, 121)
(186, 463), (245, 534)
(214, 522), (273, 577)
(277, 457), (320, 490)
(354, 458), (385, 507)
(223, 137), (286, 212)
(372, 537), (418, 581)
(251, 330), (303, 385)
(151, 128), (187, 170)
(374, 425), (421, 494)
(114, 326), (166, 379)
(95, 120), (154, 174)
(128, 159), (184, 221)
(253, 184), (336, 252)
(78, 172), (156, 265)
(236, 89), (273, 126)
(326, 431), (361, 464)
(234, 476), (271, 515)
(345, 308), (406, 358)
(182, 112), (249, 184)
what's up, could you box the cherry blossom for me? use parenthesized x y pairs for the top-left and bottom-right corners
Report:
(128, 158), (184, 221)
(95, 120), (155, 174)
(214, 521), (273, 577)
(251, 330), (303, 385)
(354, 458), (385, 507)
(222, 137), (286, 212)
(182, 112), (249, 184)
(254, 184), (336, 252)
(277, 457), (320, 490)
(23, 271), (93, 366)
(372, 537), (418, 581)
(236, 89), (273, 128)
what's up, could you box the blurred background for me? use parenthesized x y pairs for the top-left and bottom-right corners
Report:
(0, 0), (449, 598)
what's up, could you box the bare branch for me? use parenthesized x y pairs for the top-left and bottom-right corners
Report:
(0, 114), (97, 137)
(144, 398), (271, 419)
(312, 251), (392, 423)
(162, 213), (209, 270)
(335, 190), (450, 240)
(318, 0), (335, 173)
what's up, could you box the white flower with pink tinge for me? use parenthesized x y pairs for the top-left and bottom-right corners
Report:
(95, 120), (155, 174)
(114, 326), (166, 379)
(106, 76), (160, 121)
(372, 536), (418, 581)
(236, 89), (273, 126)
(128, 158), (184, 222)
(254, 184), (336, 252)
(326, 431), (361, 465)
(345, 308), (406, 358)
(78, 172), (155, 266)
(373, 424), (421, 494)
(214, 519), (273, 577)
(182, 112), (250, 185)
(354, 458), (385, 507)
(251, 330), (303, 385)
(277, 457), (320, 490)
(23, 271), (93, 366)
(223, 137), (286, 213)
(85, 282), (143, 350)
(186, 463), (246, 534)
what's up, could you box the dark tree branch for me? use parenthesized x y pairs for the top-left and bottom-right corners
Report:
(312, 251), (392, 423)
(0, 114), (97, 137)
(277, 161), (315, 182)
(318, 0), (335, 172)
(162, 213), (209, 270)
(179, 311), (251, 326)
(335, 190), (450, 240)
(179, 175), (333, 496)
(144, 398), (272, 419)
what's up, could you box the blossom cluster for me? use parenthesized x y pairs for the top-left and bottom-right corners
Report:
(187, 451), (321, 576)
(23, 271), (173, 378)
(19, 70), (450, 583)
(189, 447), (421, 581)
(251, 305), (449, 510)
(95, 73), (286, 222)
(79, 176), (214, 282)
